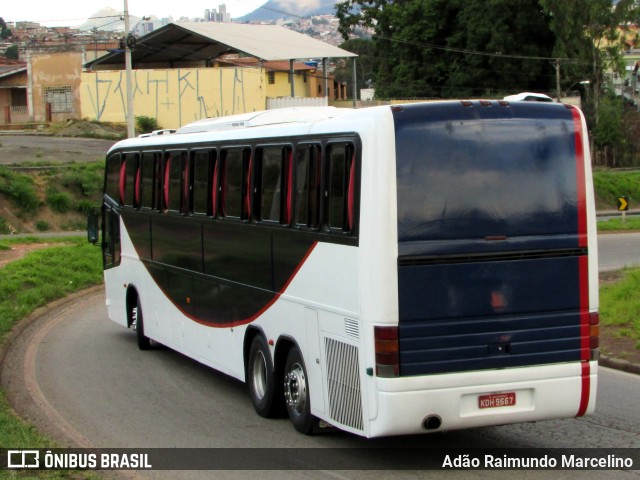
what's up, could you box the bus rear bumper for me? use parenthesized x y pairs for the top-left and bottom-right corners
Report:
(366, 361), (597, 438)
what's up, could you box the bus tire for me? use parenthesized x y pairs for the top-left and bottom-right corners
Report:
(248, 335), (279, 418)
(134, 298), (151, 350)
(284, 345), (313, 434)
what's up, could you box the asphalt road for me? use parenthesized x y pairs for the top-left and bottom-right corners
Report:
(0, 135), (115, 164)
(598, 232), (640, 271)
(2, 288), (639, 480)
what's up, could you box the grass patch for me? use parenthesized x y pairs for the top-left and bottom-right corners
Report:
(0, 238), (102, 342)
(0, 166), (40, 214)
(597, 216), (640, 232)
(0, 237), (102, 471)
(593, 169), (640, 211)
(600, 267), (640, 348)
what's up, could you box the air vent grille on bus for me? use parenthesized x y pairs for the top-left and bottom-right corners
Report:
(325, 338), (363, 431)
(344, 318), (360, 339)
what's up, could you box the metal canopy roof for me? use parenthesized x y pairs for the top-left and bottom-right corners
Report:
(86, 22), (356, 68)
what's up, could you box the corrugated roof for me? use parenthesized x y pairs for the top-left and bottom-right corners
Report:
(0, 65), (27, 80)
(86, 22), (356, 68)
(180, 22), (356, 60)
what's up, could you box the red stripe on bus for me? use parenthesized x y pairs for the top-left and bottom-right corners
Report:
(571, 106), (591, 416)
(576, 361), (590, 417)
(347, 151), (356, 231)
(285, 149), (293, 224)
(571, 106), (587, 248)
(119, 160), (126, 205)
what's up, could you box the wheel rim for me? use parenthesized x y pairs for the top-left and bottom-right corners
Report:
(284, 363), (307, 414)
(131, 306), (138, 331)
(252, 350), (268, 400)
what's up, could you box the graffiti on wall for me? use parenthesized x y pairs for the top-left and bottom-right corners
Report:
(81, 67), (265, 128)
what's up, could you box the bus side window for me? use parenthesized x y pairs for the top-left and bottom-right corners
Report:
(327, 143), (356, 233)
(221, 148), (251, 219)
(123, 153), (140, 208)
(192, 149), (215, 216)
(164, 151), (187, 213)
(295, 144), (321, 228)
(140, 151), (161, 210)
(105, 154), (122, 204)
(258, 146), (291, 224)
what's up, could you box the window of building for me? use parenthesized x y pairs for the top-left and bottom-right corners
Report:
(268, 71), (276, 84)
(42, 85), (74, 113)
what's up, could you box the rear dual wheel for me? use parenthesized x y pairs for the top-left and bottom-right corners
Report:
(283, 346), (313, 434)
(248, 335), (281, 418)
(247, 338), (313, 434)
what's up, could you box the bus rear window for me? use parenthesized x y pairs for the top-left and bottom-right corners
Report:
(395, 110), (579, 242)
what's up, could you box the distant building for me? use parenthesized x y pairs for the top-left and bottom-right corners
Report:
(205, 4), (231, 23)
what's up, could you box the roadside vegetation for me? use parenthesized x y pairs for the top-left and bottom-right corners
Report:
(600, 268), (640, 359)
(0, 236), (102, 478)
(0, 161), (103, 233)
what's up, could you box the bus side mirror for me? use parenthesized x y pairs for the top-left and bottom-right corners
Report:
(87, 209), (99, 245)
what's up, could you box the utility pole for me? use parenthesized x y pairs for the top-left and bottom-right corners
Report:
(124, 0), (135, 138)
(553, 59), (561, 102)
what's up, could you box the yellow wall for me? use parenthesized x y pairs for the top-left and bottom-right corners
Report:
(81, 66), (267, 129)
(266, 71), (310, 98)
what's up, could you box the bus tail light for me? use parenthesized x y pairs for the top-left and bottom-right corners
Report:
(375, 326), (399, 378)
(589, 312), (600, 357)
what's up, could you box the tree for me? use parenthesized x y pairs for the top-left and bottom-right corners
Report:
(336, 0), (557, 99)
(539, 0), (639, 129)
(0, 17), (12, 40)
(333, 39), (377, 99)
(593, 92), (624, 166)
(4, 44), (18, 60)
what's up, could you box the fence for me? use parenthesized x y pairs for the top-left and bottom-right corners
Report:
(1, 104), (77, 125)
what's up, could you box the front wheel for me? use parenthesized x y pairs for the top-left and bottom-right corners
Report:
(133, 298), (151, 350)
(283, 346), (313, 434)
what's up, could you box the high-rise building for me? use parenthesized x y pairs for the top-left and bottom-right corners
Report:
(205, 4), (231, 22)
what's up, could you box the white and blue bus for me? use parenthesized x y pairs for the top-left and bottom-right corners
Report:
(94, 101), (599, 437)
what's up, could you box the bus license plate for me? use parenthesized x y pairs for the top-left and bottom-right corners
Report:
(478, 392), (516, 409)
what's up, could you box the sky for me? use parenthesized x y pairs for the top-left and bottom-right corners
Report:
(1, 0), (269, 26)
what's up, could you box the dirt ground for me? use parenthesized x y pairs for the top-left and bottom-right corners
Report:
(0, 243), (56, 267)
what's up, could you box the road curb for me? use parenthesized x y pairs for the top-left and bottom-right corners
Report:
(599, 355), (640, 375)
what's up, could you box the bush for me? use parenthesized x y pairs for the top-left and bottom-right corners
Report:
(0, 167), (40, 214)
(59, 162), (104, 197)
(0, 217), (10, 234)
(135, 116), (160, 134)
(76, 199), (98, 215)
(35, 220), (50, 232)
(46, 190), (72, 213)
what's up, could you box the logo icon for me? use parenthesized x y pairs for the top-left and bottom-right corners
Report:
(7, 450), (40, 468)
